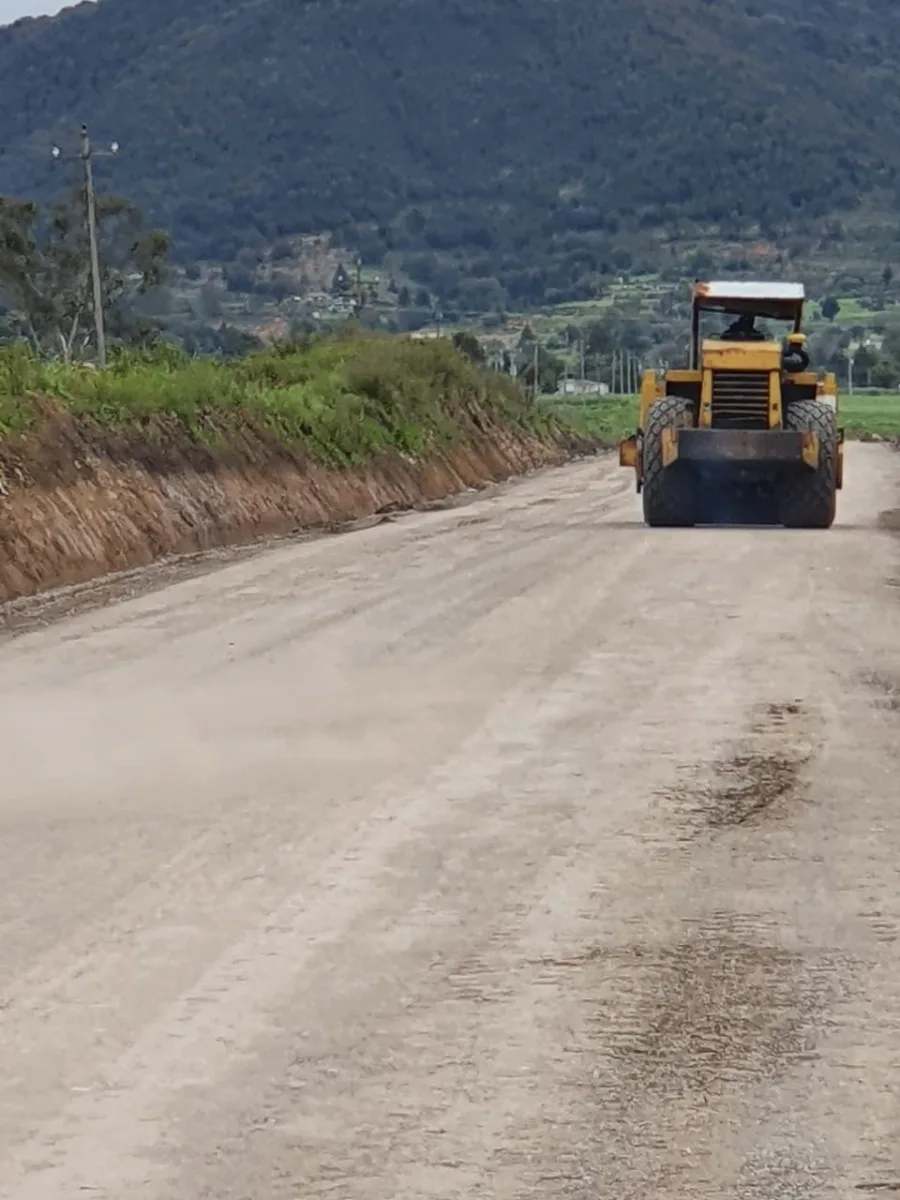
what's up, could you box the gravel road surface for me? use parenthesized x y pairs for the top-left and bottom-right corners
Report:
(2, 442), (899, 1199)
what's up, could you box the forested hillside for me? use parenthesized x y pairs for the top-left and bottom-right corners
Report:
(0, 0), (898, 307)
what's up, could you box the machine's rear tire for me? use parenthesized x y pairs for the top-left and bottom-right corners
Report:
(642, 395), (697, 527)
(779, 399), (838, 529)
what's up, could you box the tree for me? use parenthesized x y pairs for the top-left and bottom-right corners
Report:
(223, 263), (256, 293)
(589, 315), (622, 351)
(331, 264), (351, 295)
(882, 326), (900, 362)
(215, 322), (264, 357)
(267, 270), (296, 301)
(0, 187), (170, 361)
(820, 295), (841, 322)
(852, 343), (878, 386)
(538, 349), (565, 393)
(198, 282), (224, 319)
(179, 321), (263, 358)
(871, 357), (898, 390)
(520, 347), (564, 393)
(451, 330), (485, 364)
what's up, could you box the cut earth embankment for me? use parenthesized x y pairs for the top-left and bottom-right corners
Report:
(0, 336), (597, 604)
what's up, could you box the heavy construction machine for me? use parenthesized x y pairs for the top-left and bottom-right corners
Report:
(619, 281), (843, 527)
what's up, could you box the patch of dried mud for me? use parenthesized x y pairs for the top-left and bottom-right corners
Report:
(534, 911), (845, 1197)
(661, 700), (816, 834)
(580, 920), (826, 1100)
(525, 699), (864, 1195)
(702, 752), (805, 828)
(862, 671), (900, 713)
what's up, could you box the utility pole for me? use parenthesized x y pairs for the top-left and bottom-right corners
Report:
(52, 124), (119, 369)
(81, 126), (105, 369)
(354, 255), (363, 320)
(533, 339), (540, 399)
(580, 335), (585, 381)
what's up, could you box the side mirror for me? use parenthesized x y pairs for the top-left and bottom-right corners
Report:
(782, 335), (810, 374)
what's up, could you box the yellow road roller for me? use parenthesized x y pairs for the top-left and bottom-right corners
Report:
(619, 281), (844, 527)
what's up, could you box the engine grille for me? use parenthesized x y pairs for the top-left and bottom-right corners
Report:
(710, 371), (771, 429)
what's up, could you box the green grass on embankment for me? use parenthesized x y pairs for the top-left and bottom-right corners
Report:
(0, 334), (563, 469)
(543, 391), (900, 443)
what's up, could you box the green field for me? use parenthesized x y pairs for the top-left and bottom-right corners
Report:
(540, 394), (636, 444)
(543, 391), (900, 443)
(837, 393), (900, 437)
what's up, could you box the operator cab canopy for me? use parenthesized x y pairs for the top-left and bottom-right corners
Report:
(693, 280), (806, 329)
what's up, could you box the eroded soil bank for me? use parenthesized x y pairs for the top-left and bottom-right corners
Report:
(0, 399), (592, 604)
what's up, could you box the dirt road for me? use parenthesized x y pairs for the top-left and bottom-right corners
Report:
(1, 442), (899, 1199)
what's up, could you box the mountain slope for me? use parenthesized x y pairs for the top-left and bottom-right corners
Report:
(0, 0), (898, 306)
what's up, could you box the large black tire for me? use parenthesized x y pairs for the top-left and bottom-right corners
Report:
(642, 395), (697, 527)
(779, 399), (838, 529)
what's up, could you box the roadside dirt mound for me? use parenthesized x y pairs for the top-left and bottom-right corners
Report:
(0, 400), (591, 604)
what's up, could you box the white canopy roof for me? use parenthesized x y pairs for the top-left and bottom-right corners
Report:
(692, 280), (806, 321)
(694, 281), (805, 302)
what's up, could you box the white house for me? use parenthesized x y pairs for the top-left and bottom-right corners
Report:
(556, 379), (609, 397)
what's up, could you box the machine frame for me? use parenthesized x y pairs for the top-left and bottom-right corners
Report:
(618, 280), (844, 527)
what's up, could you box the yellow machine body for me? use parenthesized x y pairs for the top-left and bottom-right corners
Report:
(618, 281), (844, 527)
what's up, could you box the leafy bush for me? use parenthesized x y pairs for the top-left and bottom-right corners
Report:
(0, 333), (557, 464)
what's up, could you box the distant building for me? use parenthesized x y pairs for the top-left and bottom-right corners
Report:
(556, 379), (609, 397)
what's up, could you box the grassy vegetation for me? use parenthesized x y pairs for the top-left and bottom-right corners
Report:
(541, 395), (637, 445)
(0, 334), (561, 468)
(838, 393), (900, 438)
(543, 391), (900, 442)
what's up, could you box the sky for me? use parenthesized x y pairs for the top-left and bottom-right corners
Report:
(0, 0), (70, 24)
